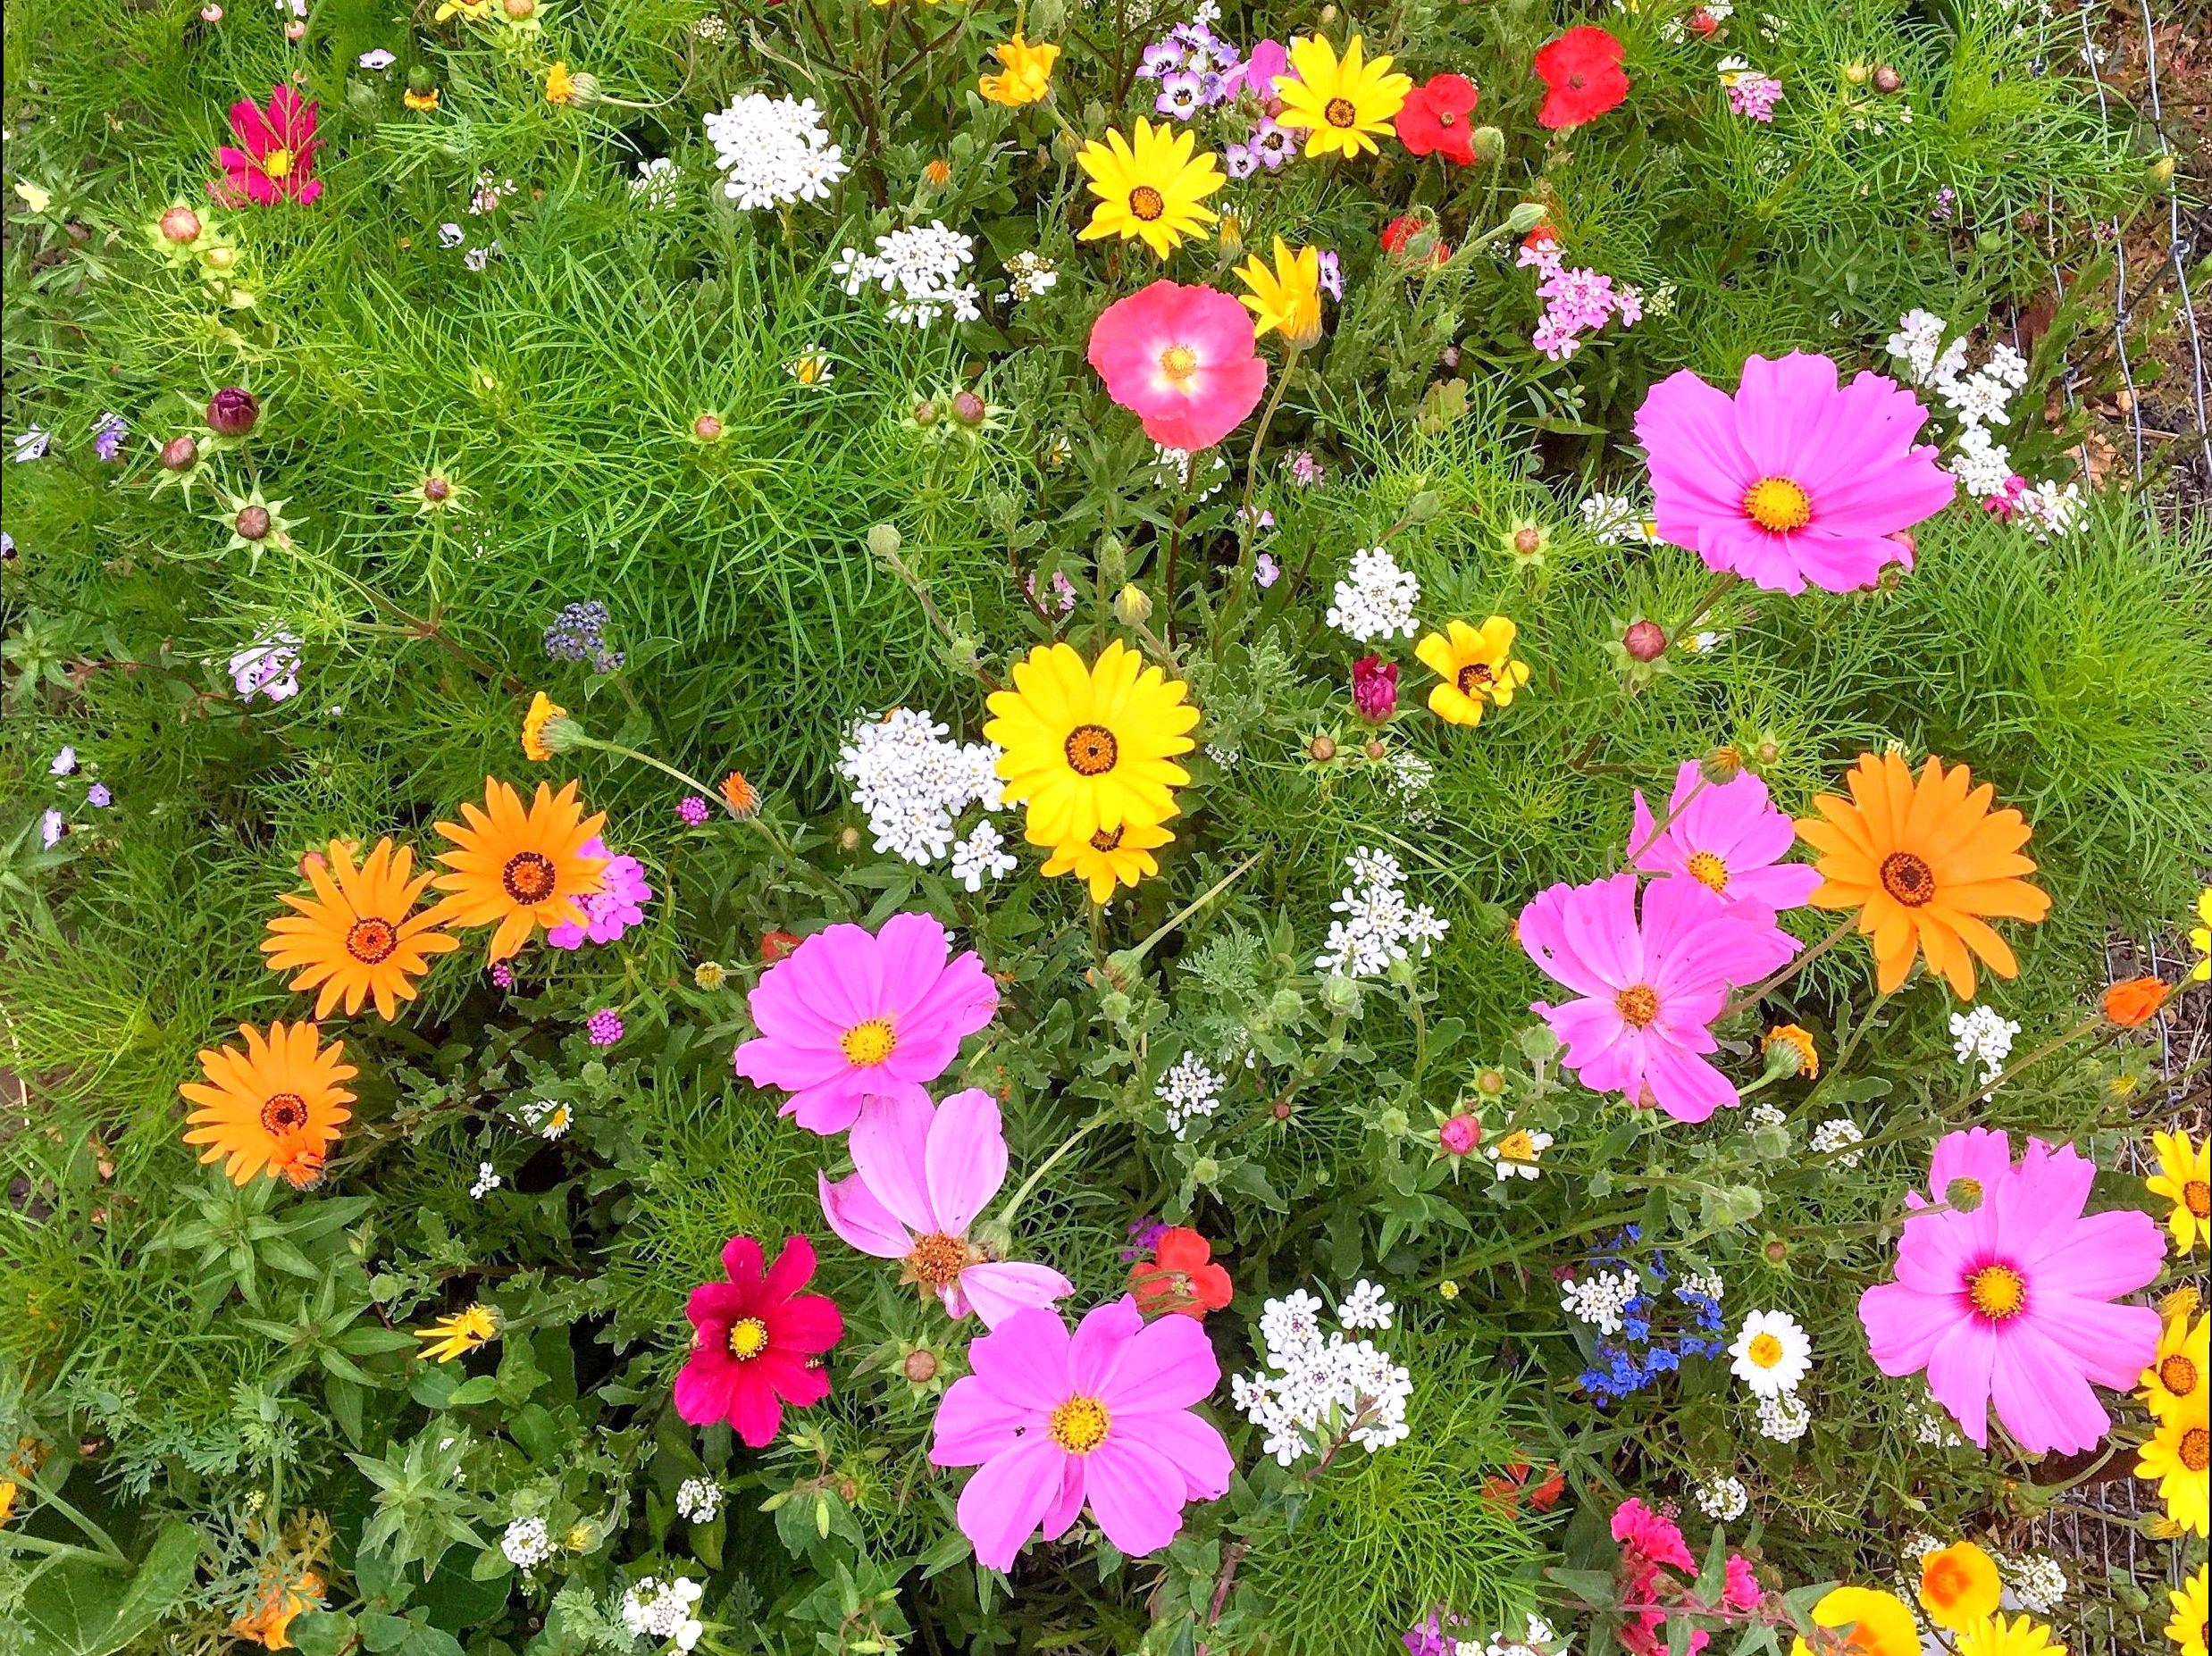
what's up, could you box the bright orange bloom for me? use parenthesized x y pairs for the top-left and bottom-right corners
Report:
(230, 1566), (326, 1649)
(180, 1021), (356, 1187)
(262, 837), (459, 1019)
(720, 770), (759, 816)
(427, 779), (607, 962)
(2103, 976), (2171, 1028)
(1794, 754), (2050, 999)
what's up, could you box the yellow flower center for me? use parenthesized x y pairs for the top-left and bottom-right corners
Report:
(2186, 1178), (2210, 1218)
(1324, 96), (1359, 128)
(1686, 850), (1730, 891)
(1495, 1129), (1537, 1161)
(1966, 1264), (2026, 1321)
(1878, 850), (1937, 907)
(1064, 723), (1119, 776)
(727, 1317), (769, 1359)
(1048, 1395), (1111, 1454)
(261, 147), (294, 180)
(2182, 1426), (2210, 1472)
(1090, 826), (1125, 851)
(1615, 984), (1661, 1028)
(1455, 661), (1496, 697)
(2158, 1353), (2199, 1397)
(346, 917), (399, 964)
(1747, 1332), (1784, 1367)
(1127, 185), (1166, 222)
(1159, 344), (1200, 382)
(1741, 475), (1812, 532)
(905, 1232), (969, 1288)
(839, 1017), (899, 1067)
(260, 1092), (309, 1133)
(500, 849), (558, 905)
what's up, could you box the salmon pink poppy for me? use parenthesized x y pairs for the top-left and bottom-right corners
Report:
(1394, 72), (1479, 163)
(674, 1234), (844, 1447)
(214, 85), (323, 206)
(1088, 281), (1269, 452)
(1128, 1225), (1233, 1317)
(1534, 28), (1630, 130)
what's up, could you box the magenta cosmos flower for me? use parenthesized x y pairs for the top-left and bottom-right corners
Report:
(214, 85), (324, 206)
(733, 912), (998, 1135)
(1519, 873), (1794, 1123)
(1629, 760), (1822, 924)
(1635, 351), (1955, 596)
(1858, 1129), (2163, 1455)
(1088, 280), (1269, 452)
(819, 1089), (1074, 1326)
(674, 1234), (843, 1448)
(930, 1295), (1234, 1568)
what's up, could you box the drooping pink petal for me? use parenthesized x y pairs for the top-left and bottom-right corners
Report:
(818, 1168), (912, 1259)
(960, 1261), (1076, 1328)
(1122, 1407), (1236, 1500)
(926, 1087), (1009, 1235)
(850, 1094), (941, 1234)
(956, 1436), (1068, 1569)
(1040, 1459), (1089, 1542)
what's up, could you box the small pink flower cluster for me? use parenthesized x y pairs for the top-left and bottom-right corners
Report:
(1518, 240), (1642, 362)
(1725, 72), (1783, 121)
(1613, 1500), (1762, 1656)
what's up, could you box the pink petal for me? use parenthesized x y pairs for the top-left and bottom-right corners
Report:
(819, 1168), (912, 1259)
(1081, 1436), (1191, 1558)
(1040, 1459), (1089, 1542)
(968, 1306), (1073, 1409)
(764, 1291), (842, 1354)
(1639, 1039), (1737, 1123)
(960, 1261), (1076, 1328)
(956, 1438), (1068, 1570)
(875, 910), (952, 1007)
(1986, 1320), (2114, 1455)
(850, 1094), (940, 1234)
(761, 1233), (818, 1300)
(726, 1365), (784, 1446)
(1859, 1279), (1949, 1376)
(930, 1374), (1037, 1466)
(1124, 1408), (1235, 1500)
(1923, 1320), (1998, 1449)
(2019, 1209), (2164, 1301)
(1098, 1310), (1220, 1413)
(2019, 1292), (2160, 1391)
(1731, 352), (1841, 478)
(1068, 1295), (1145, 1394)
(926, 1087), (1009, 1235)
(720, 1234), (766, 1286)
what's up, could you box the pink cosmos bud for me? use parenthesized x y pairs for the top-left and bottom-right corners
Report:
(1438, 1114), (1481, 1157)
(951, 390), (987, 425)
(1623, 619), (1668, 662)
(205, 387), (259, 437)
(160, 435), (199, 471)
(159, 205), (203, 244)
(1351, 655), (1398, 722)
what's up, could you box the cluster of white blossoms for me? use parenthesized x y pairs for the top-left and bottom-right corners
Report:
(1949, 1004), (2020, 1087)
(1992, 1551), (2068, 1613)
(1559, 1267), (1642, 1336)
(1233, 1286), (1414, 1466)
(1316, 847), (1449, 979)
(1578, 491), (1658, 546)
(469, 1160), (502, 1200)
(1325, 546), (1420, 642)
(1693, 1472), (1749, 1522)
(832, 222), (982, 328)
(949, 820), (1018, 892)
(674, 1476), (722, 1524)
(1338, 1279), (1395, 1330)
(1450, 1618), (1563, 1656)
(1809, 1117), (1865, 1167)
(621, 1577), (706, 1652)
(1730, 1308), (1814, 1401)
(629, 155), (679, 209)
(1909, 1395), (1967, 1448)
(1755, 1387), (1812, 1443)
(499, 1514), (553, 1569)
(1004, 249), (1059, 303)
(1887, 310), (2082, 536)
(703, 93), (847, 211)
(834, 708), (1005, 870)
(1156, 1052), (1227, 1139)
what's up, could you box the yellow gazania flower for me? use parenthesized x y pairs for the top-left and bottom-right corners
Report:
(2136, 1400), (2211, 1537)
(1234, 238), (1324, 347)
(261, 837), (461, 1020)
(1275, 34), (1412, 160)
(2147, 1127), (2209, 1254)
(2141, 1302), (2207, 1423)
(416, 1303), (502, 1363)
(1789, 1587), (1920, 1656)
(978, 35), (1060, 108)
(1416, 616), (1532, 727)
(1917, 1542), (2002, 1634)
(984, 640), (1199, 848)
(2191, 886), (2211, 981)
(1955, 1617), (2064, 1656)
(403, 88), (441, 113)
(522, 690), (566, 761)
(1075, 119), (1223, 259)
(2168, 1566), (2208, 1656)
(1041, 817), (1175, 905)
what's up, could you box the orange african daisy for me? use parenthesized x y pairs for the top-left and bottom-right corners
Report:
(1795, 753), (2050, 999)
(427, 778), (608, 962)
(262, 838), (461, 1019)
(180, 1020), (356, 1187)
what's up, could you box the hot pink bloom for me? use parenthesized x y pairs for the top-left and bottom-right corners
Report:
(214, 85), (323, 206)
(1629, 760), (1821, 924)
(733, 912), (999, 1135)
(1611, 1498), (1695, 1571)
(819, 1089), (1074, 1326)
(929, 1295), (1233, 1568)
(1636, 351), (1955, 595)
(1722, 1555), (1763, 1612)
(1519, 874), (1791, 1123)
(674, 1234), (843, 1447)
(1858, 1131), (2163, 1454)
(1088, 281), (1269, 453)
(1352, 655), (1398, 722)
(1236, 38), (1292, 105)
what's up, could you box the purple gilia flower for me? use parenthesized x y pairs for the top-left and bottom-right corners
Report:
(586, 1008), (624, 1047)
(438, 222), (465, 248)
(1223, 143), (1259, 180)
(13, 427), (51, 463)
(50, 746), (77, 775)
(358, 47), (396, 69)
(1316, 249), (1343, 302)
(1155, 71), (1205, 120)
(41, 809), (65, 848)
(92, 412), (128, 462)
(230, 632), (302, 702)
(1251, 120), (1297, 170)
(1254, 552), (1281, 587)
(87, 783), (112, 808)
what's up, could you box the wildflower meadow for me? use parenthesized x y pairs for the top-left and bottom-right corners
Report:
(2, 0), (2208, 1652)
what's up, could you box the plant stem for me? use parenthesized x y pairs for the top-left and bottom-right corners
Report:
(1720, 916), (1857, 1018)
(1122, 851), (1264, 968)
(1001, 1108), (1116, 1225)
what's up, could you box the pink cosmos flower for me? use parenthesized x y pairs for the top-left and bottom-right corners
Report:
(1636, 351), (1956, 595)
(1088, 281), (1269, 453)
(929, 1295), (1233, 1568)
(819, 1089), (1075, 1326)
(1519, 873), (1792, 1123)
(214, 85), (323, 206)
(1629, 760), (1822, 924)
(733, 912), (999, 1136)
(674, 1234), (843, 1447)
(1858, 1130), (2164, 1454)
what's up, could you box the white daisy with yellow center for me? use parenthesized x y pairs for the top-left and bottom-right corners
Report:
(1729, 1308), (1813, 1396)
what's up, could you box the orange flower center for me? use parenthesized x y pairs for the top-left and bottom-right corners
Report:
(1325, 96), (1359, 128)
(1090, 826), (1125, 851)
(727, 1317), (769, 1359)
(1159, 344), (1200, 382)
(1064, 723), (1119, 776)
(1048, 1395), (1111, 1454)
(2158, 1353), (2199, 1397)
(501, 849), (557, 905)
(1746, 1332), (1783, 1367)
(1495, 1129), (1537, 1161)
(1615, 984), (1661, 1028)
(261, 1092), (309, 1133)
(261, 146), (295, 180)
(839, 1017), (898, 1067)
(906, 1232), (969, 1287)
(1455, 661), (1496, 696)
(1686, 850), (1730, 892)
(1966, 1264), (2026, 1320)
(1878, 850), (1937, 907)
(2182, 1426), (2209, 1473)
(1923, 1556), (1974, 1606)
(346, 917), (398, 964)
(1127, 185), (1166, 222)
(2186, 1179), (2210, 1218)
(1741, 475), (1812, 532)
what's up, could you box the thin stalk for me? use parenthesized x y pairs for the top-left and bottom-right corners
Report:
(1121, 851), (1264, 968)
(1720, 915), (1857, 1018)
(1001, 1108), (1117, 1225)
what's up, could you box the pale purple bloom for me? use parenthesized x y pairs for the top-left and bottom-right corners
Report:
(1224, 143), (1259, 179)
(1628, 761), (1822, 924)
(13, 427), (50, 463)
(1156, 71), (1205, 120)
(86, 782), (112, 808)
(543, 600), (622, 672)
(1316, 250), (1343, 302)
(41, 809), (64, 848)
(1251, 119), (1296, 170)
(677, 794), (711, 825)
(1727, 73), (1784, 121)
(230, 632), (302, 702)
(547, 838), (653, 948)
(438, 222), (465, 248)
(1254, 552), (1280, 588)
(50, 746), (77, 775)
(358, 47), (396, 69)
(1286, 450), (1321, 487)
(92, 412), (127, 462)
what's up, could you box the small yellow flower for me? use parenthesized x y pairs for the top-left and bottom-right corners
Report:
(1415, 617), (1532, 728)
(1275, 34), (1412, 160)
(1954, 1616), (2065, 1656)
(2191, 885), (2212, 982)
(2147, 1127), (2209, 1255)
(978, 35), (1060, 108)
(433, 0), (492, 18)
(0, 1479), (16, 1529)
(2141, 1302), (2207, 1423)
(1041, 818), (1175, 905)
(521, 691), (566, 762)
(1917, 1542), (2002, 1633)
(2135, 1401), (2210, 1537)
(403, 88), (441, 113)
(1075, 119), (1224, 259)
(545, 62), (576, 105)
(2167, 1566), (2208, 1656)
(1789, 1588), (1920, 1656)
(1234, 238), (1324, 347)
(415, 1303), (502, 1363)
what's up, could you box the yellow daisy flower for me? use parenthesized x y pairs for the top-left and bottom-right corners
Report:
(2167, 1566), (2208, 1656)
(978, 35), (1060, 108)
(415, 1304), (502, 1363)
(1075, 119), (1223, 258)
(2147, 1127), (2209, 1254)
(984, 640), (1199, 847)
(1275, 34), (1412, 160)
(2136, 1401), (2210, 1537)
(1956, 1616), (2065, 1656)
(1789, 1588), (1920, 1656)
(2141, 1302), (2207, 1423)
(1415, 616), (1532, 727)
(2191, 885), (2211, 981)
(1041, 818), (1175, 905)
(1234, 238), (1324, 347)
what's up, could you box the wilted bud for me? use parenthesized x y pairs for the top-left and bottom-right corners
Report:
(160, 435), (199, 471)
(159, 205), (203, 244)
(837, 825), (864, 852)
(2150, 154), (2176, 183)
(1320, 972), (1361, 1014)
(1470, 125), (1505, 163)
(1377, 1106), (1409, 1136)
(205, 386), (260, 437)
(910, 397), (939, 427)
(1504, 202), (1550, 234)
(1622, 619), (1668, 662)
(867, 523), (903, 561)
(1112, 584), (1152, 626)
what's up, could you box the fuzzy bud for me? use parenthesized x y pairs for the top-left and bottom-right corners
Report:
(1269, 988), (1303, 1024)
(503, 0), (535, 15)
(562, 71), (603, 108)
(421, 474), (452, 503)
(949, 632), (981, 671)
(1470, 125), (1505, 163)
(837, 825), (863, 852)
(1096, 533), (1127, 588)
(1504, 202), (1550, 234)
(910, 397), (939, 427)
(1403, 489), (1443, 524)
(1098, 989), (1133, 1025)
(1622, 619), (1668, 662)
(1190, 1156), (1221, 1185)
(1111, 584), (1152, 626)
(1320, 972), (1361, 1013)
(160, 435), (199, 472)
(866, 523), (903, 562)
(205, 387), (259, 437)
(159, 205), (203, 244)
(1377, 1106), (1409, 1136)
(692, 960), (727, 991)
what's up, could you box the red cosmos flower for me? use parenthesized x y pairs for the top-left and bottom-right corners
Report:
(1381, 214), (1452, 265)
(674, 1234), (843, 1447)
(1394, 73), (1480, 164)
(214, 85), (323, 206)
(1533, 28), (1630, 130)
(1128, 1225), (1233, 1318)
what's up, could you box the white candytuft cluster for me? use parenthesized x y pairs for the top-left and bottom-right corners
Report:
(1886, 310), (2081, 536)
(832, 222), (982, 328)
(835, 708), (1005, 870)
(675, 1476), (722, 1524)
(1326, 546), (1421, 641)
(1317, 848), (1448, 979)
(1949, 1005), (2020, 1087)
(1560, 1267), (1642, 1335)
(621, 1577), (707, 1651)
(1156, 1052), (1227, 1139)
(1232, 1286), (1414, 1466)
(1693, 1473), (1749, 1521)
(500, 1515), (553, 1569)
(704, 93), (848, 211)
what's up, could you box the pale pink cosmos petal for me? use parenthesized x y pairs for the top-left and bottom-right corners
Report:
(1068, 1295), (1145, 1396)
(875, 910), (951, 1002)
(733, 1033), (852, 1091)
(1638, 874), (1730, 971)
(955, 1436), (1067, 1570)
(1041, 1459), (1089, 1541)
(1096, 1311), (1220, 1414)
(1986, 1320), (2114, 1455)
(929, 1375), (1036, 1466)
(925, 1088), (1009, 1235)
(960, 1261), (1076, 1327)
(1859, 1278), (1951, 1376)
(964, 1307), (1072, 1409)
(818, 1169), (911, 1259)
(1923, 1319), (1999, 1449)
(1538, 996), (1631, 1074)
(1124, 1408), (1235, 1500)
(1081, 1436), (1193, 1558)
(780, 1074), (884, 1135)
(850, 1095), (940, 1234)
(1986, 1139), (2095, 1266)
(2020, 1210), (2166, 1302)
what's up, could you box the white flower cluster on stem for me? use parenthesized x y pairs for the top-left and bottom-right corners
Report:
(1886, 310), (2081, 537)
(832, 222), (982, 328)
(1232, 1286), (1414, 1467)
(703, 94), (847, 210)
(1316, 848), (1447, 979)
(835, 708), (1005, 872)
(1325, 546), (1420, 642)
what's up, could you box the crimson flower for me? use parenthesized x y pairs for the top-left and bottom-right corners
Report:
(1352, 655), (1398, 721)
(674, 1234), (843, 1447)
(214, 85), (323, 206)
(1533, 28), (1630, 130)
(1381, 214), (1451, 265)
(1394, 72), (1480, 164)
(1127, 1225), (1233, 1318)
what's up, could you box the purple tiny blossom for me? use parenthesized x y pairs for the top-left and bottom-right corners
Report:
(547, 840), (653, 949)
(490, 960), (515, 989)
(1155, 71), (1205, 120)
(1316, 250), (1343, 302)
(230, 632), (303, 702)
(92, 412), (127, 462)
(13, 427), (51, 463)
(543, 601), (623, 672)
(40, 809), (64, 848)
(1727, 72), (1784, 121)
(677, 794), (711, 826)
(1931, 185), (1956, 222)
(1254, 552), (1281, 588)
(1223, 143), (1259, 180)
(438, 222), (465, 248)
(586, 1008), (624, 1047)
(50, 746), (77, 775)
(358, 47), (396, 69)
(86, 782), (112, 808)
(1251, 119), (1296, 170)
(1286, 451), (1322, 488)
(1119, 1214), (1169, 1260)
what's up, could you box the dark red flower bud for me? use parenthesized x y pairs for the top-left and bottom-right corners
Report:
(206, 387), (259, 437)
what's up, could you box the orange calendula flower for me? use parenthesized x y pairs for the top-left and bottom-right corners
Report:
(428, 778), (608, 961)
(1794, 753), (2050, 999)
(230, 1565), (326, 1650)
(545, 62), (577, 105)
(180, 1021), (356, 1187)
(978, 34), (1060, 107)
(262, 838), (460, 1019)
(521, 690), (566, 761)
(2103, 975), (2171, 1028)
(720, 770), (759, 817)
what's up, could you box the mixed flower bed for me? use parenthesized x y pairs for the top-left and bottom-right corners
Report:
(1, 0), (2207, 1653)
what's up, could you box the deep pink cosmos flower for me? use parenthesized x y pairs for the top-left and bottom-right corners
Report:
(819, 1089), (1074, 1326)
(1519, 873), (1793, 1122)
(929, 1295), (1233, 1568)
(1629, 761), (1821, 924)
(1858, 1131), (2162, 1455)
(1352, 655), (1398, 721)
(733, 912), (999, 1135)
(1636, 351), (1956, 595)
(1088, 281), (1269, 452)
(674, 1234), (843, 1447)
(214, 85), (323, 206)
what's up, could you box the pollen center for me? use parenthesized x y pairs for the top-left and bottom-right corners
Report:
(1455, 661), (1495, 696)
(2183, 1426), (2210, 1473)
(1324, 96), (1359, 128)
(500, 849), (558, 905)
(727, 1317), (768, 1359)
(906, 1232), (968, 1288)
(1064, 723), (1119, 776)
(2159, 1354), (2199, 1397)
(1090, 826), (1125, 851)
(1878, 851), (1937, 907)
(346, 917), (399, 964)
(1966, 1263), (2026, 1321)
(1742, 475), (1813, 533)
(2185, 1178), (2210, 1218)
(839, 1017), (898, 1067)
(1615, 984), (1661, 1028)
(1747, 1332), (1784, 1367)
(1159, 344), (1200, 382)
(261, 146), (294, 180)
(261, 1091), (309, 1133)
(1127, 185), (1166, 222)
(1048, 1395), (1111, 1454)
(1686, 850), (1730, 892)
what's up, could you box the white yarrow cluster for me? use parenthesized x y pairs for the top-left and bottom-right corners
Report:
(1156, 1052), (1227, 1139)
(835, 708), (1005, 870)
(500, 1515), (553, 1569)
(949, 820), (1018, 892)
(1810, 1117), (1864, 1167)
(1316, 847), (1447, 979)
(675, 1476), (722, 1524)
(1992, 1551), (2067, 1613)
(1326, 547), (1420, 641)
(1693, 1473), (1749, 1521)
(621, 1577), (707, 1651)
(1560, 1268), (1641, 1335)
(704, 93), (847, 210)
(1886, 311), (2080, 532)
(1909, 1396), (1966, 1448)
(1233, 1286), (1414, 1466)
(832, 222), (981, 328)
(1949, 1005), (2019, 1086)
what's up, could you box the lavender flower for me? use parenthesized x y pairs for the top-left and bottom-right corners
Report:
(50, 746), (77, 775)
(92, 412), (128, 462)
(230, 632), (303, 702)
(87, 782), (112, 808)
(40, 809), (64, 848)
(586, 1008), (624, 1047)
(542, 601), (623, 672)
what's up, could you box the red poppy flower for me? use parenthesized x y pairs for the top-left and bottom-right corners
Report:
(214, 84), (323, 206)
(1381, 215), (1452, 265)
(674, 1234), (843, 1446)
(1128, 1225), (1234, 1318)
(1533, 28), (1630, 130)
(761, 930), (800, 962)
(1394, 72), (1480, 164)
